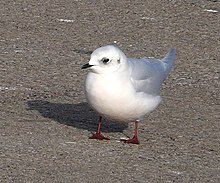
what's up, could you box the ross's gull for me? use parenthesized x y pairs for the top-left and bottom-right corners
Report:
(82, 45), (176, 144)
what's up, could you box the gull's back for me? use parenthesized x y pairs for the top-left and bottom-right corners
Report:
(128, 48), (176, 96)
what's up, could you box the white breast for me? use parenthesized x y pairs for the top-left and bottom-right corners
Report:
(85, 72), (161, 122)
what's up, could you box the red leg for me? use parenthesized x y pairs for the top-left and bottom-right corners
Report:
(89, 116), (110, 140)
(121, 120), (140, 144)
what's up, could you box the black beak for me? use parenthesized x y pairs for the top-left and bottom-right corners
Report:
(81, 63), (93, 69)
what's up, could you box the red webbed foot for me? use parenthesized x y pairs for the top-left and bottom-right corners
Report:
(120, 120), (140, 144)
(120, 135), (140, 144)
(89, 132), (110, 140)
(89, 116), (110, 141)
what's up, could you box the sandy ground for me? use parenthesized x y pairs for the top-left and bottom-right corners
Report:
(1, 0), (220, 182)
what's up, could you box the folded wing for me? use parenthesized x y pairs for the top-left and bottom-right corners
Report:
(128, 48), (176, 95)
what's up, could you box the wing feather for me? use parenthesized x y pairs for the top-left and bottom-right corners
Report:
(128, 49), (176, 95)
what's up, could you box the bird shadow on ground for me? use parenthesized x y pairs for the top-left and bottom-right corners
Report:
(27, 100), (128, 133)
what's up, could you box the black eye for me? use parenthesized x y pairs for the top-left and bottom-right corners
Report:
(102, 58), (110, 64)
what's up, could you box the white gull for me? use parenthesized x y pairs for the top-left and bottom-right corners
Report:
(82, 45), (176, 144)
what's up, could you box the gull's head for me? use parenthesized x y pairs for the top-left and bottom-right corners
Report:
(81, 45), (127, 74)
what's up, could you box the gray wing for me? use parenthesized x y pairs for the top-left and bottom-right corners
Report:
(128, 48), (176, 95)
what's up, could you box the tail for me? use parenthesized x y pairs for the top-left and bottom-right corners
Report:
(162, 48), (176, 76)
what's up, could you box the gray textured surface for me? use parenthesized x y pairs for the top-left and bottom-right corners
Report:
(1, 0), (219, 182)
